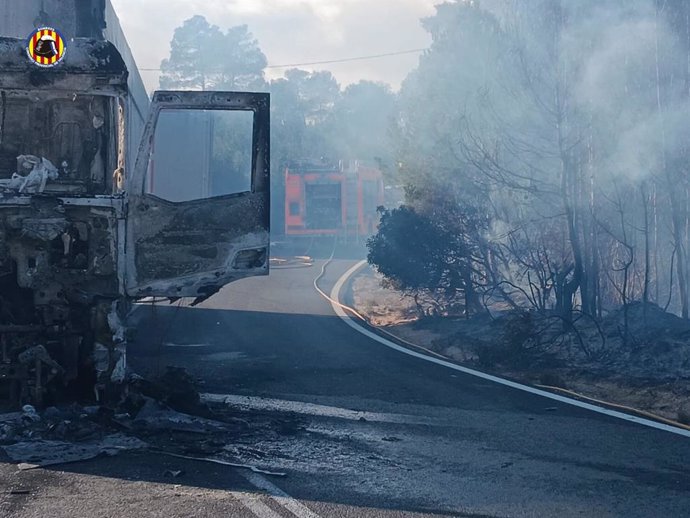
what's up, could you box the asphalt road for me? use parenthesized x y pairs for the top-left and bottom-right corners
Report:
(2, 255), (689, 517)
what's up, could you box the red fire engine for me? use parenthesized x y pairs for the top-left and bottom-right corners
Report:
(284, 160), (384, 239)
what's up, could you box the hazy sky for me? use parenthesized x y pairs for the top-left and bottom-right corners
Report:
(110, 0), (437, 93)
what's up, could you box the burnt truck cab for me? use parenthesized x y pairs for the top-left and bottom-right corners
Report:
(0, 37), (270, 405)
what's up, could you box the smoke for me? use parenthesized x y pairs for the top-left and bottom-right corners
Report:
(566, 1), (689, 183)
(111, 0), (435, 91)
(475, 0), (689, 185)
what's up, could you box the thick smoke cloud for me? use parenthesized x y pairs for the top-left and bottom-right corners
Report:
(566, 3), (687, 184)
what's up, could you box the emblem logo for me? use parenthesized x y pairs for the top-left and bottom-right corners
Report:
(27, 27), (66, 67)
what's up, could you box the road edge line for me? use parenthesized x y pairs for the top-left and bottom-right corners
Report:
(231, 490), (284, 518)
(330, 260), (690, 439)
(242, 471), (322, 518)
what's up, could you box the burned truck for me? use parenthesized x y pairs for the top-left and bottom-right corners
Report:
(0, 2), (270, 407)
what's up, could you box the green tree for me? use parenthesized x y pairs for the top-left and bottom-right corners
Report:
(368, 195), (490, 317)
(269, 69), (343, 162)
(329, 81), (397, 171)
(160, 15), (267, 91)
(269, 77), (308, 163)
(283, 69), (341, 126)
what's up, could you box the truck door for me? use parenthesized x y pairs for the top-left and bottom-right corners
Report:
(124, 91), (270, 299)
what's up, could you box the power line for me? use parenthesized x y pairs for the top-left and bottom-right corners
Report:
(265, 48), (428, 69)
(138, 47), (428, 72)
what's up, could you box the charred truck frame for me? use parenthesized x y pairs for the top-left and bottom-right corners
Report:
(0, 1), (270, 407)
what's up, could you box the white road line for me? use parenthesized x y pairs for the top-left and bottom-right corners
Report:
(163, 342), (210, 348)
(242, 471), (322, 518)
(231, 490), (284, 518)
(331, 260), (690, 439)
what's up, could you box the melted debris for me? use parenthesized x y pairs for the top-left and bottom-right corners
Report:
(0, 368), (297, 475)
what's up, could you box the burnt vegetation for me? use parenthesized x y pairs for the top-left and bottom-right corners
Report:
(365, 0), (690, 390)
